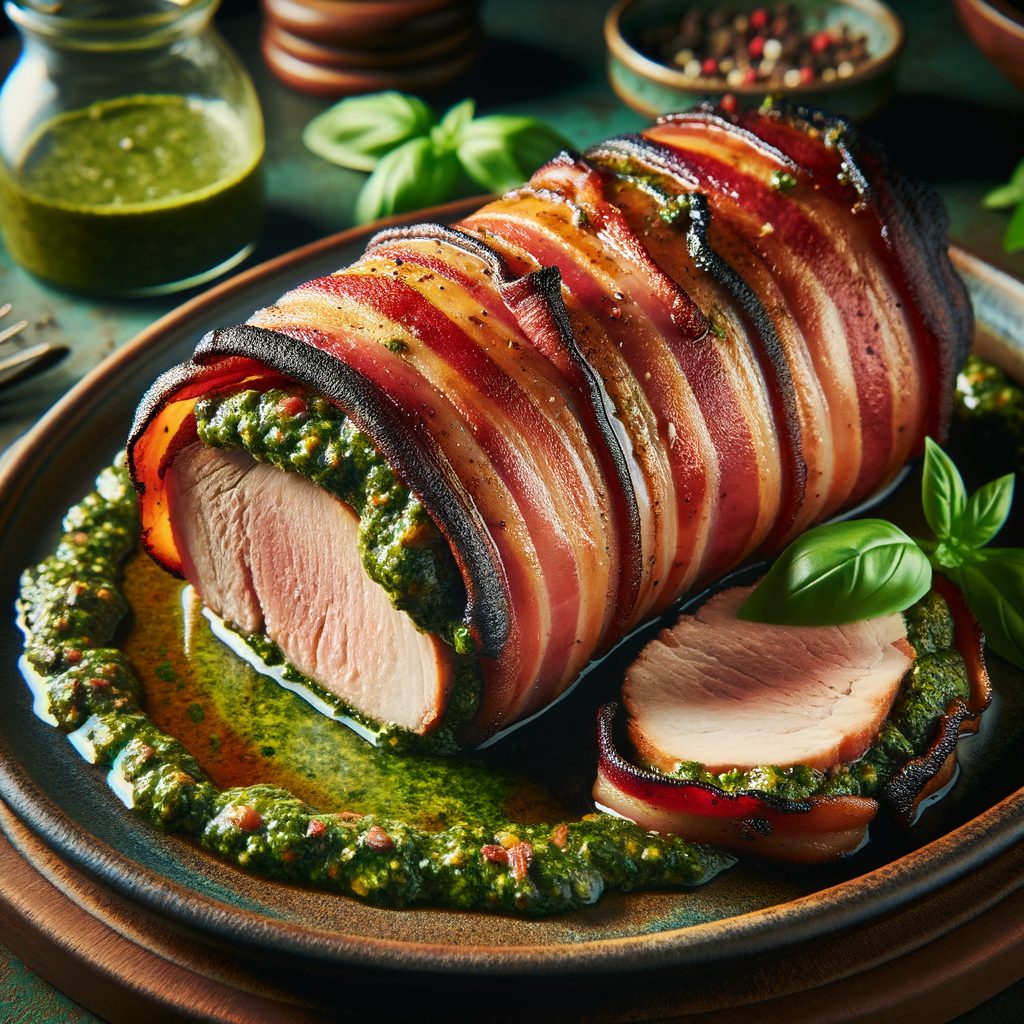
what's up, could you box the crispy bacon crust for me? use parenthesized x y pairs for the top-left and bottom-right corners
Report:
(592, 579), (992, 860)
(127, 103), (971, 742)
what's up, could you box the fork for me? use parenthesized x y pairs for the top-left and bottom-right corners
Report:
(0, 303), (70, 391)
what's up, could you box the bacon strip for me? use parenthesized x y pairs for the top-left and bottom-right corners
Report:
(127, 102), (971, 742)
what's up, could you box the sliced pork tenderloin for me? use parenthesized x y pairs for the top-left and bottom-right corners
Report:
(166, 443), (456, 734)
(624, 585), (916, 775)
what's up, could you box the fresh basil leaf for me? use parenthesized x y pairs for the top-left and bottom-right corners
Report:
(960, 473), (1015, 549)
(432, 98), (475, 152)
(922, 436), (966, 541)
(303, 92), (434, 172)
(1005, 200), (1024, 255)
(983, 183), (1024, 210)
(984, 158), (1024, 209)
(457, 116), (569, 194)
(353, 137), (460, 224)
(737, 519), (932, 626)
(946, 548), (1024, 668)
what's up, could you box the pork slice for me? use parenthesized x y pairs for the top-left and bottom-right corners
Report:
(165, 444), (456, 734)
(624, 585), (914, 773)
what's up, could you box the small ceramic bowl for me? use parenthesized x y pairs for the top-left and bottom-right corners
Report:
(606, 0), (904, 121)
(955, 0), (1024, 94)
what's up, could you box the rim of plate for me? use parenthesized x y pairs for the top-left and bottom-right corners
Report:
(1, 207), (1022, 976)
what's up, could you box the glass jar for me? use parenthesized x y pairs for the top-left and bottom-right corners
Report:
(0, 0), (264, 296)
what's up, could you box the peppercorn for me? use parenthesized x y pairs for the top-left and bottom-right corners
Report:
(647, 3), (871, 92)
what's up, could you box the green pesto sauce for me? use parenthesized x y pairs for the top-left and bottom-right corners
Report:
(588, 152), (692, 225)
(194, 388), (471, 652)
(194, 387), (480, 750)
(955, 354), (1024, 474)
(667, 590), (969, 800)
(17, 458), (732, 914)
(230, 622), (481, 756)
(0, 95), (262, 293)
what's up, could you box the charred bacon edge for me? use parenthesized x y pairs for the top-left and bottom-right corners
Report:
(684, 190), (807, 547)
(655, 108), (801, 175)
(129, 359), (208, 497)
(499, 263), (644, 650)
(365, 222), (645, 652)
(365, 223), (517, 283)
(596, 701), (820, 818)
(586, 135), (808, 548)
(884, 575), (993, 818)
(191, 325), (511, 658)
(684, 100), (971, 444)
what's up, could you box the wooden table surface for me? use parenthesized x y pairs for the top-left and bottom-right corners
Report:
(2, 0), (1024, 1019)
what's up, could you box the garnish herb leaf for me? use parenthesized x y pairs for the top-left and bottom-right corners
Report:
(432, 98), (476, 151)
(741, 410), (1024, 660)
(304, 90), (569, 223)
(983, 157), (1024, 209)
(456, 116), (569, 194)
(982, 157), (1024, 254)
(737, 519), (932, 626)
(922, 436), (966, 541)
(353, 137), (460, 225)
(960, 473), (1015, 550)
(302, 92), (434, 173)
(1006, 201), (1024, 255)
(947, 549), (1024, 668)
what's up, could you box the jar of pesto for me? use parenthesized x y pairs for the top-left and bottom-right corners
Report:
(0, 0), (264, 295)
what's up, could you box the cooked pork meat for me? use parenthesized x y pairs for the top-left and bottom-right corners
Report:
(624, 586), (915, 774)
(595, 577), (992, 862)
(167, 443), (456, 733)
(128, 102), (971, 742)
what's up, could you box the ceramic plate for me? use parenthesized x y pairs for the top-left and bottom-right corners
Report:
(1, 202), (1023, 977)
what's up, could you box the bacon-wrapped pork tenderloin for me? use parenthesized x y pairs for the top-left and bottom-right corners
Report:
(128, 103), (972, 746)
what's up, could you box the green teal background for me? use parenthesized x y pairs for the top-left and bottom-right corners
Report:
(1, 0), (1024, 1019)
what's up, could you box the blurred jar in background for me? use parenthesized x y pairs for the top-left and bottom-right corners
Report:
(0, 0), (264, 295)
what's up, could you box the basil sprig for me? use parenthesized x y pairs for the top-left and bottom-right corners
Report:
(302, 92), (434, 173)
(739, 438), (1024, 667)
(303, 92), (569, 224)
(916, 439), (1021, 665)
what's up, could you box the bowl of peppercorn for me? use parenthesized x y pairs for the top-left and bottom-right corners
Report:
(606, 0), (904, 121)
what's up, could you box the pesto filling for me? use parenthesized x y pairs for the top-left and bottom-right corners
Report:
(665, 591), (969, 801)
(954, 354), (1024, 474)
(193, 387), (480, 748)
(17, 458), (733, 915)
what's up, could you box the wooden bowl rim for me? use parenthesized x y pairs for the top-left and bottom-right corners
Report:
(957, 0), (1024, 39)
